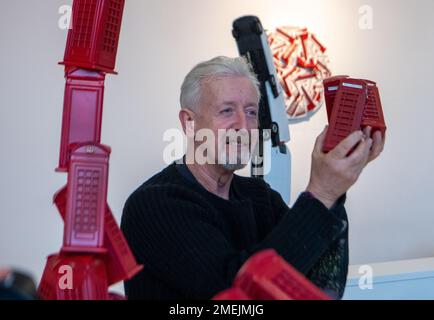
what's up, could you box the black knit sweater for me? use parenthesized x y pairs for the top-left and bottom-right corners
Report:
(121, 162), (349, 300)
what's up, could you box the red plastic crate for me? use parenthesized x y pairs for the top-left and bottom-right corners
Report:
(38, 253), (109, 300)
(323, 75), (349, 121)
(62, 143), (110, 253)
(361, 80), (387, 136)
(212, 288), (252, 300)
(233, 250), (330, 300)
(323, 79), (367, 153)
(54, 186), (143, 285)
(61, 0), (125, 73)
(57, 68), (105, 172)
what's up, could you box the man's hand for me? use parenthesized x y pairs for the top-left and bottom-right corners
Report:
(306, 126), (385, 209)
(363, 126), (386, 164)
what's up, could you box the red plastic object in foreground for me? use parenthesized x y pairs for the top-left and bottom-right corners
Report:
(54, 186), (143, 286)
(213, 250), (330, 300)
(57, 68), (105, 172)
(62, 143), (111, 253)
(213, 288), (252, 300)
(234, 250), (330, 300)
(38, 253), (109, 300)
(323, 78), (367, 153)
(61, 0), (125, 73)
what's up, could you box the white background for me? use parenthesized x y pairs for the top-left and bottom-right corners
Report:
(1, 0), (434, 289)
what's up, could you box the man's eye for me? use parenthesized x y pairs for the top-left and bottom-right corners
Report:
(247, 109), (258, 117)
(220, 108), (233, 114)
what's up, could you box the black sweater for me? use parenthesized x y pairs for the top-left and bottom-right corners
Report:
(121, 162), (349, 300)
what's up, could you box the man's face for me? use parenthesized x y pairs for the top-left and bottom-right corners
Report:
(192, 75), (259, 171)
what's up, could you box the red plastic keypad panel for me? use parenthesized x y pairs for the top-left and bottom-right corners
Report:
(62, 143), (111, 253)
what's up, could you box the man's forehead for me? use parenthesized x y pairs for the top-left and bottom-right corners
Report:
(205, 75), (253, 88)
(202, 76), (259, 102)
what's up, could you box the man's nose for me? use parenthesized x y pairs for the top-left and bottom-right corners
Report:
(233, 109), (248, 130)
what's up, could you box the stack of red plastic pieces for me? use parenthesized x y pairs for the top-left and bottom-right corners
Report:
(323, 76), (387, 153)
(38, 0), (143, 300)
(212, 250), (330, 300)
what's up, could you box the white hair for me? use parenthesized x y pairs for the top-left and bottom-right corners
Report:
(180, 56), (260, 111)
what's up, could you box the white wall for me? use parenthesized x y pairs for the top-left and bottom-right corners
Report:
(1, 0), (434, 287)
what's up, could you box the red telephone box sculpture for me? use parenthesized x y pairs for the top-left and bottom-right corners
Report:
(38, 0), (143, 300)
(323, 76), (387, 153)
(57, 69), (106, 172)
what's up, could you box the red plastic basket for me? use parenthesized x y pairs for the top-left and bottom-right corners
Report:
(38, 253), (109, 300)
(54, 186), (143, 285)
(233, 250), (330, 300)
(62, 143), (111, 253)
(361, 80), (387, 136)
(57, 68), (105, 172)
(323, 79), (367, 153)
(61, 0), (125, 73)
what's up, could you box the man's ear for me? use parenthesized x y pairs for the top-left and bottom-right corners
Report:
(179, 108), (195, 134)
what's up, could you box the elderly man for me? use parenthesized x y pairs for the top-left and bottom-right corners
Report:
(121, 56), (384, 300)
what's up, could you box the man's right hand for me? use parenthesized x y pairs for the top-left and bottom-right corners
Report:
(306, 126), (375, 209)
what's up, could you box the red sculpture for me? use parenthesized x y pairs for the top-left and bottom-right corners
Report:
(323, 76), (386, 153)
(38, 0), (142, 300)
